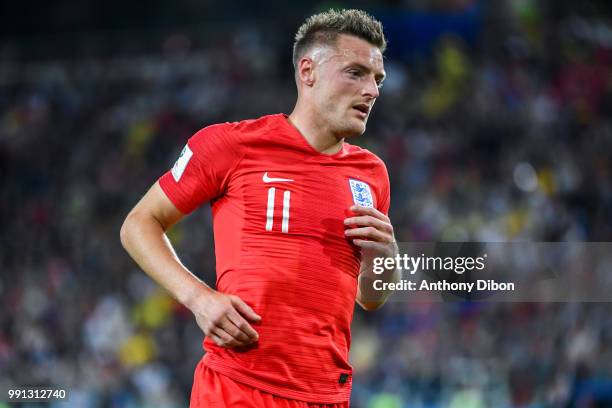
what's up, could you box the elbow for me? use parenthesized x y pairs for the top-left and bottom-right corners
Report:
(120, 210), (165, 249)
(356, 298), (385, 312)
(120, 212), (136, 250)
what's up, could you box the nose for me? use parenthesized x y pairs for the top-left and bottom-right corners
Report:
(362, 75), (380, 99)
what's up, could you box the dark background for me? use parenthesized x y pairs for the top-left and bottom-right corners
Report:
(1, 0), (612, 407)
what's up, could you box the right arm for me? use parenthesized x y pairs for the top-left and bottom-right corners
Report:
(120, 181), (260, 348)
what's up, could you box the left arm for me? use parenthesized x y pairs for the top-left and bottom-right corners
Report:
(344, 205), (400, 311)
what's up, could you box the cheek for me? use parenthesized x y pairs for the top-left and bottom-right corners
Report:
(315, 77), (354, 113)
(323, 74), (354, 94)
(328, 83), (355, 110)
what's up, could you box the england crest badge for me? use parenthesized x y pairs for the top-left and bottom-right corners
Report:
(349, 178), (374, 208)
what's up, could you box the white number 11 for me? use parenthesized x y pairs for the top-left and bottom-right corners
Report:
(265, 188), (290, 233)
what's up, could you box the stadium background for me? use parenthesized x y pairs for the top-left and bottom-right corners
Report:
(1, 0), (612, 406)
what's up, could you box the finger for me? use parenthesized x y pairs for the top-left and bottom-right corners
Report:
(208, 332), (228, 348)
(211, 326), (243, 348)
(353, 239), (388, 251)
(349, 205), (389, 222)
(353, 239), (397, 258)
(219, 317), (254, 344)
(344, 215), (393, 233)
(227, 309), (259, 341)
(345, 226), (391, 242)
(231, 296), (262, 322)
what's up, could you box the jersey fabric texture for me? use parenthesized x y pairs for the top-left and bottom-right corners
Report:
(190, 356), (349, 408)
(159, 113), (390, 403)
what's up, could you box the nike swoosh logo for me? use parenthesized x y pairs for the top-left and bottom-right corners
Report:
(263, 172), (294, 183)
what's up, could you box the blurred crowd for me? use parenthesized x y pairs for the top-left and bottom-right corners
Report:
(1, 1), (612, 407)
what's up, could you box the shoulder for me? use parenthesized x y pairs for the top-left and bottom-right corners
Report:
(223, 113), (281, 135)
(344, 142), (390, 197)
(190, 114), (281, 151)
(344, 142), (388, 173)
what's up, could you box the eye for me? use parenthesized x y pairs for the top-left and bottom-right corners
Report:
(348, 69), (362, 77)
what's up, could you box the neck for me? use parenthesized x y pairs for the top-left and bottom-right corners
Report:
(287, 102), (344, 155)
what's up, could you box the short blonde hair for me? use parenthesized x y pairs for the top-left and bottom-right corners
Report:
(292, 9), (387, 70)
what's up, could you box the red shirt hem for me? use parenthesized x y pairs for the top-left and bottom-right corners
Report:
(202, 353), (351, 404)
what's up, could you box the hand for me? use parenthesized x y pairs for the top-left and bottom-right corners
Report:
(188, 291), (261, 349)
(344, 205), (397, 258)
(346, 206), (399, 311)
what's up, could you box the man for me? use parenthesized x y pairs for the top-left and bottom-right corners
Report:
(120, 8), (399, 407)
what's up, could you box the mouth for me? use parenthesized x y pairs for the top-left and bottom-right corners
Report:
(352, 103), (370, 119)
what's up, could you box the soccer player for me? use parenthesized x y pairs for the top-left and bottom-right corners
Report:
(120, 9), (399, 407)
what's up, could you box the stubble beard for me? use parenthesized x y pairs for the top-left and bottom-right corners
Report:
(326, 106), (367, 139)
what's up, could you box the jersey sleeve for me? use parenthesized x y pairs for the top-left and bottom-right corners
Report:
(158, 124), (241, 214)
(375, 160), (391, 216)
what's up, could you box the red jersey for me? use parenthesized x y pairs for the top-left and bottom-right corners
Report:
(159, 114), (390, 403)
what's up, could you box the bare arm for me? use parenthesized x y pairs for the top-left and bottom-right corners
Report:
(120, 181), (261, 347)
(120, 181), (203, 306)
(355, 249), (400, 311)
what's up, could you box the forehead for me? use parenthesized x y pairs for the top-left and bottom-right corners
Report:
(325, 34), (384, 71)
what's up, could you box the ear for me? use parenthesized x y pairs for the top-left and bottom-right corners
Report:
(296, 57), (315, 87)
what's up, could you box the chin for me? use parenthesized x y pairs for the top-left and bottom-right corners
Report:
(331, 117), (367, 138)
(345, 120), (367, 137)
(338, 118), (366, 138)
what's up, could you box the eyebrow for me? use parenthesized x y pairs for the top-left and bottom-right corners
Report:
(348, 63), (386, 82)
